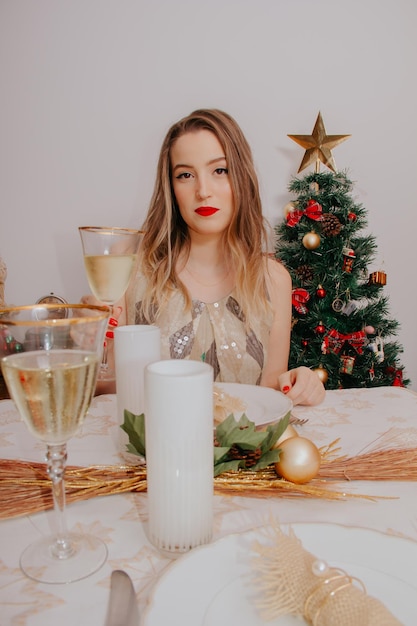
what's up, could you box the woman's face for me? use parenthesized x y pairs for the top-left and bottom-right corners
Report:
(170, 130), (234, 238)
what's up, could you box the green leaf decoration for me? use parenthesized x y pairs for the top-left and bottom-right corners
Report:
(213, 446), (232, 464)
(215, 413), (265, 450)
(121, 409), (146, 457)
(214, 459), (245, 477)
(260, 412), (291, 454)
(120, 407), (291, 477)
(251, 449), (281, 471)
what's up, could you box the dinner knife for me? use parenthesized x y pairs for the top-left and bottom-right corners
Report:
(104, 570), (139, 626)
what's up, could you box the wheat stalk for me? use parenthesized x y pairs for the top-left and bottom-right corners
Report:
(2, 443), (415, 520)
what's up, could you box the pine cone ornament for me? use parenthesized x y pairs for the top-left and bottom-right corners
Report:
(321, 213), (342, 236)
(295, 264), (314, 283)
(228, 444), (262, 468)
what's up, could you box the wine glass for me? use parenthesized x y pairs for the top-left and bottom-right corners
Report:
(0, 303), (110, 583)
(79, 226), (143, 381)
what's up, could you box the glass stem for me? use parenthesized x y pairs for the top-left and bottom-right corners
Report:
(101, 304), (113, 371)
(102, 339), (109, 368)
(46, 443), (75, 559)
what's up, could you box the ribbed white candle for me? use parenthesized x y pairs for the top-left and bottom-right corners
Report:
(144, 360), (214, 555)
(114, 325), (161, 458)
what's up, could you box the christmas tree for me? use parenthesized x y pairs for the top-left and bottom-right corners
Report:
(275, 113), (408, 390)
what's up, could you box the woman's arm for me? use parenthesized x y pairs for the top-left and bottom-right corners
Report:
(260, 258), (293, 388)
(261, 258), (325, 406)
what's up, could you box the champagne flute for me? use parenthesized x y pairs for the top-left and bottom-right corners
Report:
(0, 303), (110, 583)
(79, 226), (143, 381)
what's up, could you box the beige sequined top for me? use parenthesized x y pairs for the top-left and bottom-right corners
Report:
(126, 275), (273, 385)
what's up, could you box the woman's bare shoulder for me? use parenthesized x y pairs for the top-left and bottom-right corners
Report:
(265, 256), (292, 289)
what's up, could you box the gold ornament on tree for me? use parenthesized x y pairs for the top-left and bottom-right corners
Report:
(288, 112), (350, 173)
(302, 231), (321, 250)
(314, 365), (329, 384)
(283, 201), (298, 216)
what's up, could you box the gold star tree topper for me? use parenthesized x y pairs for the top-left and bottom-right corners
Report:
(288, 112), (350, 173)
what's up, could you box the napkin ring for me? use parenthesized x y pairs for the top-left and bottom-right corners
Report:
(304, 563), (366, 626)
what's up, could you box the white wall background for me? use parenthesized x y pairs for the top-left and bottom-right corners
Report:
(1, 0), (416, 388)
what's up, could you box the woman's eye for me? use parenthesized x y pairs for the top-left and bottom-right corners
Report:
(214, 167), (228, 175)
(176, 172), (192, 180)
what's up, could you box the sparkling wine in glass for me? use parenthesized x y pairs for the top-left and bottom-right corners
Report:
(0, 303), (110, 583)
(79, 226), (143, 381)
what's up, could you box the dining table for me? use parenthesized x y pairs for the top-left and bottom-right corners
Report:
(0, 385), (417, 625)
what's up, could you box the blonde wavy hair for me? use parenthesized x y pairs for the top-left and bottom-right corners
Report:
(138, 108), (272, 324)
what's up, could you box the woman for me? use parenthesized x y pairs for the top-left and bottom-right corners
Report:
(112, 109), (324, 406)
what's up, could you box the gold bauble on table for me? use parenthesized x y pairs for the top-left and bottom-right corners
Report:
(302, 231), (321, 250)
(313, 365), (329, 384)
(273, 423), (299, 448)
(274, 436), (321, 484)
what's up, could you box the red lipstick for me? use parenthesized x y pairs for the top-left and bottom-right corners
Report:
(195, 206), (219, 217)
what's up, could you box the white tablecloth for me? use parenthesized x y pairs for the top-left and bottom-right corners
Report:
(1, 387), (417, 625)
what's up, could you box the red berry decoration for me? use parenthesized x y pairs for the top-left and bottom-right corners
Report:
(348, 212), (357, 221)
(316, 285), (326, 299)
(315, 322), (326, 335)
(301, 339), (309, 348)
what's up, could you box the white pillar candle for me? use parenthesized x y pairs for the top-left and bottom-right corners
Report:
(144, 359), (214, 555)
(114, 325), (161, 459)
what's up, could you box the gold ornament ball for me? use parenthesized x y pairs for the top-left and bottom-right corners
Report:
(283, 201), (297, 216)
(274, 436), (321, 484)
(272, 423), (299, 448)
(302, 231), (321, 250)
(314, 365), (329, 384)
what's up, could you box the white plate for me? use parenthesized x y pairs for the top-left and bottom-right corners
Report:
(214, 383), (292, 428)
(143, 523), (417, 625)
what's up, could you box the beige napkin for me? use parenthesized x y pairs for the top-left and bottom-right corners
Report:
(251, 523), (402, 625)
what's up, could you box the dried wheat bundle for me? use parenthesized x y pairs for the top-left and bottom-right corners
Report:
(2, 436), (416, 520)
(320, 447), (417, 481)
(0, 460), (147, 520)
(0, 461), (367, 521)
(212, 467), (371, 500)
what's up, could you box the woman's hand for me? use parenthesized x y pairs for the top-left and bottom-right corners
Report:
(277, 366), (325, 406)
(80, 295), (124, 327)
(80, 295), (124, 395)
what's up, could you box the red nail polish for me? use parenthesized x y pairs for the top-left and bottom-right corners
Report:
(109, 317), (118, 327)
(282, 385), (291, 393)
(105, 330), (114, 339)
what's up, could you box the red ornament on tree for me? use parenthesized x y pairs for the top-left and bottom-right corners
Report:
(392, 370), (404, 387)
(316, 285), (326, 299)
(315, 322), (326, 335)
(301, 338), (309, 348)
(292, 288), (310, 314)
(348, 212), (357, 222)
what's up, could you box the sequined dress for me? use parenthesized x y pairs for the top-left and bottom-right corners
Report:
(126, 276), (272, 385)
